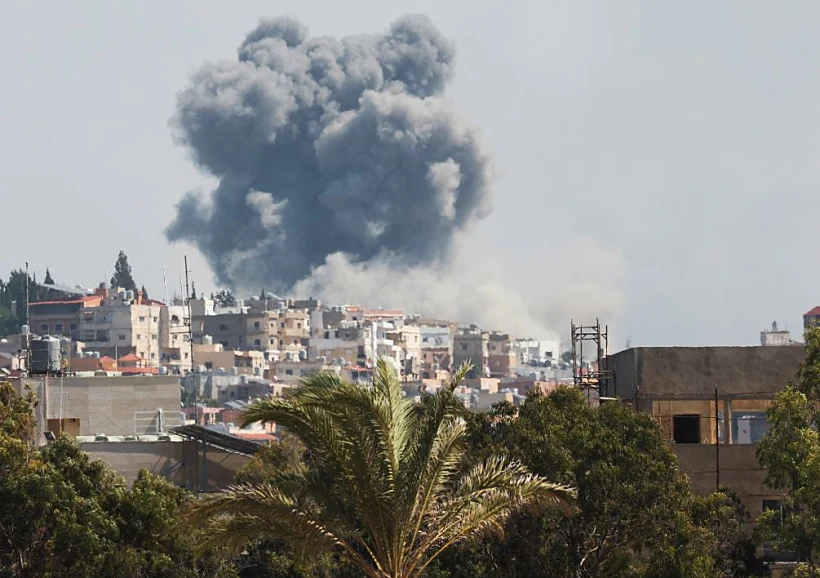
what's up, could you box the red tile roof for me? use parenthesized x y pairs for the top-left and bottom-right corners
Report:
(117, 353), (143, 362)
(805, 306), (820, 317)
(232, 432), (275, 442)
(30, 295), (102, 307)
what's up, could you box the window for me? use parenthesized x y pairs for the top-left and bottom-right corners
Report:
(460, 343), (468, 351)
(40, 324), (48, 332)
(270, 339), (275, 345)
(205, 362), (213, 370)
(119, 334), (126, 341)
(151, 333), (157, 341)
(673, 415), (701, 444)
(152, 316), (158, 322)
(184, 352), (189, 359)
(297, 322), (302, 329)
(69, 323), (77, 331)
(139, 316), (146, 322)
(219, 324), (228, 331)
(254, 321), (260, 329)
(171, 315), (180, 324)
(762, 500), (784, 527)
(136, 334), (142, 340)
(150, 353), (155, 359)
(254, 339), (261, 346)
(55, 323), (63, 332)
(285, 369), (294, 376)
(732, 412), (769, 444)
(280, 323), (285, 328)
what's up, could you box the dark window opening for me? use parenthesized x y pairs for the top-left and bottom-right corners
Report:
(673, 414), (701, 443)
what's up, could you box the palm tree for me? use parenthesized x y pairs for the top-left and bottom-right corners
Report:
(185, 360), (573, 578)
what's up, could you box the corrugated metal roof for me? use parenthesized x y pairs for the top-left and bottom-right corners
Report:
(171, 424), (263, 456)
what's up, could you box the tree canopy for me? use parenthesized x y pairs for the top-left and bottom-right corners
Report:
(0, 381), (235, 577)
(431, 387), (768, 577)
(213, 289), (236, 307)
(110, 250), (138, 292)
(756, 327), (820, 570)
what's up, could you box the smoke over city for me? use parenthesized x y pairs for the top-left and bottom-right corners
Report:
(167, 14), (612, 336)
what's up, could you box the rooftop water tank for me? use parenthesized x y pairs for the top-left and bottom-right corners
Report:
(30, 336), (61, 374)
(21, 325), (30, 336)
(202, 335), (213, 345)
(125, 290), (135, 302)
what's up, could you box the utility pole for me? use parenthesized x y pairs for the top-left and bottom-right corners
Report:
(715, 388), (720, 490)
(25, 261), (30, 374)
(184, 257), (197, 424)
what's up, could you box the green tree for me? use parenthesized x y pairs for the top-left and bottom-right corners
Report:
(43, 268), (54, 285)
(756, 328), (820, 571)
(141, 284), (149, 301)
(0, 380), (236, 578)
(434, 387), (766, 577)
(213, 289), (236, 307)
(185, 361), (572, 578)
(191, 282), (197, 299)
(111, 250), (138, 292)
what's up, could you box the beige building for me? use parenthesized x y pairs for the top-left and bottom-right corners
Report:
(15, 374), (183, 444)
(605, 345), (804, 523)
(488, 332), (516, 378)
(29, 287), (164, 366)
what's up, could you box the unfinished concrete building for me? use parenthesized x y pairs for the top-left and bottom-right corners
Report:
(604, 345), (804, 520)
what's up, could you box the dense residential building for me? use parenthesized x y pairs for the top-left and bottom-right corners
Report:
(30, 286), (163, 364)
(453, 326), (489, 376)
(604, 345), (804, 522)
(487, 332), (515, 377)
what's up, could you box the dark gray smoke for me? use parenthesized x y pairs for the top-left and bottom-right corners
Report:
(167, 14), (493, 293)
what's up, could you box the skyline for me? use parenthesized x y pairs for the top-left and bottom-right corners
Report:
(3, 1), (819, 347)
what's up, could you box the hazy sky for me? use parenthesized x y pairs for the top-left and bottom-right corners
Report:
(2, 1), (819, 348)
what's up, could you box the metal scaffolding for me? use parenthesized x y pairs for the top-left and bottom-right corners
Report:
(570, 318), (611, 401)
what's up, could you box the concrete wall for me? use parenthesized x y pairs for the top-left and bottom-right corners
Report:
(673, 443), (782, 520)
(79, 440), (249, 490)
(608, 346), (803, 403)
(21, 375), (182, 441)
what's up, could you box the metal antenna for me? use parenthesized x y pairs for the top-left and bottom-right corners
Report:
(184, 256), (197, 422)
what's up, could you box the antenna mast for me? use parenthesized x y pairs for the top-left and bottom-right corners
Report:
(184, 256), (197, 423)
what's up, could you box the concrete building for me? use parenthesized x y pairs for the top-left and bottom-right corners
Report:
(30, 287), (164, 366)
(417, 324), (453, 379)
(804, 306), (820, 334)
(488, 332), (516, 378)
(760, 321), (795, 347)
(604, 345), (804, 521)
(453, 326), (489, 377)
(387, 324), (421, 379)
(309, 324), (365, 365)
(512, 338), (562, 366)
(14, 374), (183, 444)
(272, 360), (333, 385)
(78, 434), (250, 489)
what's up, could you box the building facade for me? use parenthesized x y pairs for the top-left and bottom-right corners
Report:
(604, 345), (804, 521)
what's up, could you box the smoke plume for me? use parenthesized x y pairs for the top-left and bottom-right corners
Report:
(168, 14), (610, 337)
(167, 15), (491, 289)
